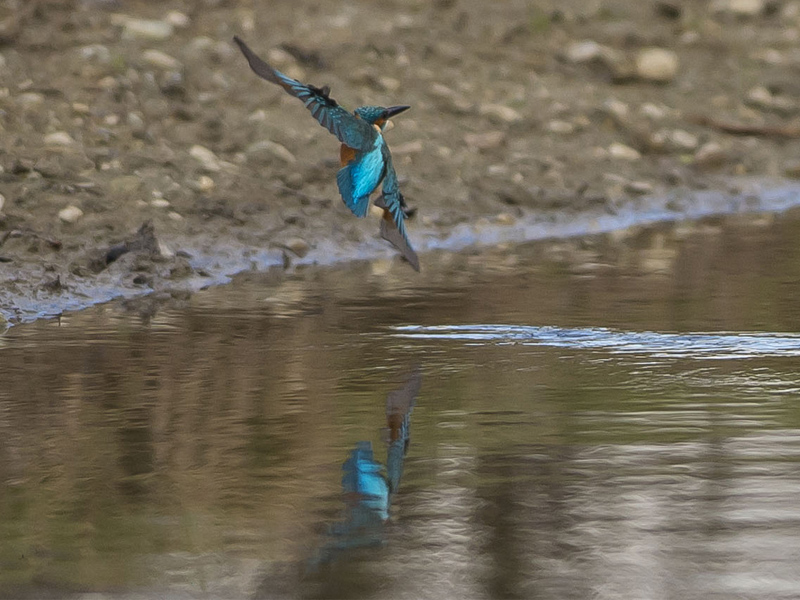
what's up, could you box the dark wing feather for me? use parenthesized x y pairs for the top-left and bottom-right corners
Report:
(375, 149), (420, 271)
(234, 36), (375, 151)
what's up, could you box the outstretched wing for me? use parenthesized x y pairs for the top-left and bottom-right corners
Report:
(233, 36), (375, 151)
(375, 150), (420, 272)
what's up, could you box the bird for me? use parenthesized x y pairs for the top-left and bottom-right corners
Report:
(233, 36), (420, 272)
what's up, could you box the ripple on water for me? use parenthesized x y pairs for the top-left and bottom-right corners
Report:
(393, 325), (800, 360)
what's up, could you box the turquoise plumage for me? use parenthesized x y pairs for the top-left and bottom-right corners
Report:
(233, 36), (419, 271)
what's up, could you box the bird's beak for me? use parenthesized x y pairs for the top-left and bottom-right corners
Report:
(384, 105), (411, 119)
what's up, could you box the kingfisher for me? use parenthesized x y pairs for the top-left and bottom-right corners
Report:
(233, 36), (420, 271)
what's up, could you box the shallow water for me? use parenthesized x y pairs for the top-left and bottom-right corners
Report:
(2, 209), (800, 599)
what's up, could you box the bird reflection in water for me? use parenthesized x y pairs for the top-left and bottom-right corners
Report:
(308, 367), (421, 570)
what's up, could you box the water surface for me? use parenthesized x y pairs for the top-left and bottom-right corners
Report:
(2, 210), (800, 599)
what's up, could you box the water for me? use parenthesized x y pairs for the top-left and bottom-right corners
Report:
(2, 210), (800, 599)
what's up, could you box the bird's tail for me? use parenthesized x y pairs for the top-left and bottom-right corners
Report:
(375, 196), (420, 272)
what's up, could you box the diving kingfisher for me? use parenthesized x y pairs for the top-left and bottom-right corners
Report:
(233, 36), (420, 271)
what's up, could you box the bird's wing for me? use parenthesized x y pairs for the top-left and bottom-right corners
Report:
(234, 36), (375, 151)
(375, 150), (420, 271)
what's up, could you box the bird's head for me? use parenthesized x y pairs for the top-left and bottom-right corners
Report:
(354, 105), (410, 130)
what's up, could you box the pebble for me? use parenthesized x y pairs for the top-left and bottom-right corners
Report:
(58, 205), (84, 224)
(0, 193), (5, 212)
(625, 181), (654, 195)
(711, 0), (765, 17)
(479, 103), (523, 124)
(44, 131), (75, 146)
(640, 102), (669, 120)
(246, 140), (297, 164)
(635, 48), (679, 82)
(151, 198), (170, 208)
(495, 212), (516, 225)
(378, 76), (401, 92)
(195, 175), (215, 191)
(17, 92), (44, 108)
(608, 142), (641, 160)
(669, 129), (699, 150)
(80, 44), (111, 63)
(168, 211), (183, 221)
(165, 11), (190, 28)
(127, 112), (146, 136)
(464, 130), (506, 150)
(189, 145), (222, 172)
(603, 98), (629, 118)
(693, 142), (728, 168)
(566, 40), (603, 63)
(266, 47), (295, 68)
(547, 120), (575, 134)
(121, 18), (174, 41)
(284, 237), (310, 258)
(430, 85), (473, 114)
(746, 85), (773, 108)
(142, 49), (182, 70)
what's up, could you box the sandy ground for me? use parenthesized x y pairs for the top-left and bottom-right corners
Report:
(2, 0), (800, 325)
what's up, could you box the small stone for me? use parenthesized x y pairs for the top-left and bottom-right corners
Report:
(189, 36), (214, 52)
(711, 0), (765, 17)
(495, 212), (515, 225)
(608, 142), (641, 160)
(635, 48), (679, 82)
(72, 102), (91, 114)
(669, 129), (699, 151)
(283, 237), (310, 258)
(17, 92), (44, 107)
(547, 120), (575, 134)
(165, 11), (190, 28)
(189, 144), (221, 172)
(97, 76), (118, 90)
(246, 140), (297, 164)
(640, 102), (668, 120)
(195, 175), (215, 191)
(693, 142), (728, 168)
(44, 131), (75, 146)
(127, 112), (146, 136)
(121, 18), (174, 41)
(625, 181), (653, 195)
(142, 49), (182, 70)
(151, 198), (170, 208)
(746, 85), (773, 108)
(603, 98), (629, 118)
(378, 76), (400, 92)
(80, 44), (111, 63)
(168, 211), (183, 221)
(566, 40), (603, 63)
(58, 205), (84, 223)
(464, 130), (506, 150)
(266, 47), (295, 67)
(0, 193), (5, 212)
(479, 103), (523, 123)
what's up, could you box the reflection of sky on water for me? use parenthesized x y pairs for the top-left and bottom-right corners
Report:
(395, 325), (800, 359)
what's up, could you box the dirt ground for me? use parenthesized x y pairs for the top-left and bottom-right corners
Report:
(2, 0), (800, 325)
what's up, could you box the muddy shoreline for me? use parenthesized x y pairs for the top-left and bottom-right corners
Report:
(3, 177), (800, 328)
(4, 0), (800, 327)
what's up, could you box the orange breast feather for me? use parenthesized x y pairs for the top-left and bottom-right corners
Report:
(340, 144), (356, 166)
